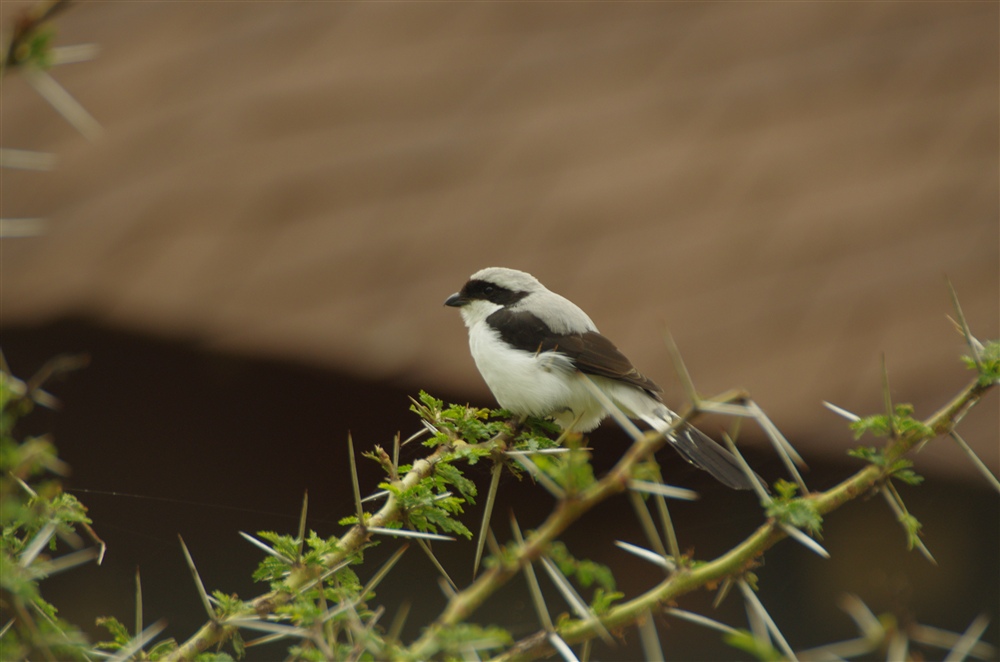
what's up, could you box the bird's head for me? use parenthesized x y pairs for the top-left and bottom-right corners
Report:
(444, 267), (543, 326)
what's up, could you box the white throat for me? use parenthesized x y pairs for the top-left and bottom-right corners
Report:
(459, 299), (502, 329)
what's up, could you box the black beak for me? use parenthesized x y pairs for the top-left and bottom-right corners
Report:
(444, 293), (467, 307)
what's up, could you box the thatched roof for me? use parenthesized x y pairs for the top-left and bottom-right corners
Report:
(4, 2), (997, 470)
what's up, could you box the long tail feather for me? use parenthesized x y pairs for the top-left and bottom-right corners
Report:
(669, 425), (757, 490)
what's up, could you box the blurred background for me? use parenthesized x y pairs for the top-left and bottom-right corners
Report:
(2, 2), (997, 659)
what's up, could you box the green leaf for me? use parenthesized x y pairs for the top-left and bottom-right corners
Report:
(887, 458), (923, 485)
(547, 541), (616, 592)
(148, 639), (180, 660)
(230, 630), (246, 660)
(303, 530), (342, 559)
(848, 448), (924, 485)
(413, 391), (444, 415)
(893, 468), (924, 486)
(94, 616), (132, 650)
(434, 462), (478, 504)
(772, 479), (799, 500)
(529, 444), (596, 493)
(15, 25), (56, 69)
(765, 480), (823, 535)
(254, 531), (300, 560)
(849, 404), (933, 441)
(847, 446), (882, 463)
(435, 624), (513, 655)
(590, 588), (624, 615)
(194, 653), (236, 662)
(899, 512), (924, 551)
(962, 340), (1000, 386)
(211, 591), (246, 619)
(767, 499), (823, 535)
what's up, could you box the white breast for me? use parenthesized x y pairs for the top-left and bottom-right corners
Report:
(467, 322), (570, 413)
(467, 321), (631, 431)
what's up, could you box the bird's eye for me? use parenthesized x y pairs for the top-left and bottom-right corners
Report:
(484, 285), (494, 294)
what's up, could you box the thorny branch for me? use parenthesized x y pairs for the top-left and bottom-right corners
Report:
(2, 0), (72, 73)
(161, 371), (994, 661)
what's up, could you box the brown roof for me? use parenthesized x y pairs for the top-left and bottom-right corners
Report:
(3, 2), (997, 471)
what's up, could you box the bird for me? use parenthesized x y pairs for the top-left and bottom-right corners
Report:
(444, 266), (755, 490)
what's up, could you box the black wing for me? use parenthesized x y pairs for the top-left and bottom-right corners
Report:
(486, 308), (662, 395)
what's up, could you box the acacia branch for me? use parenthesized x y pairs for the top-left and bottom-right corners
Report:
(164, 374), (992, 661)
(488, 376), (993, 660)
(165, 436), (475, 660)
